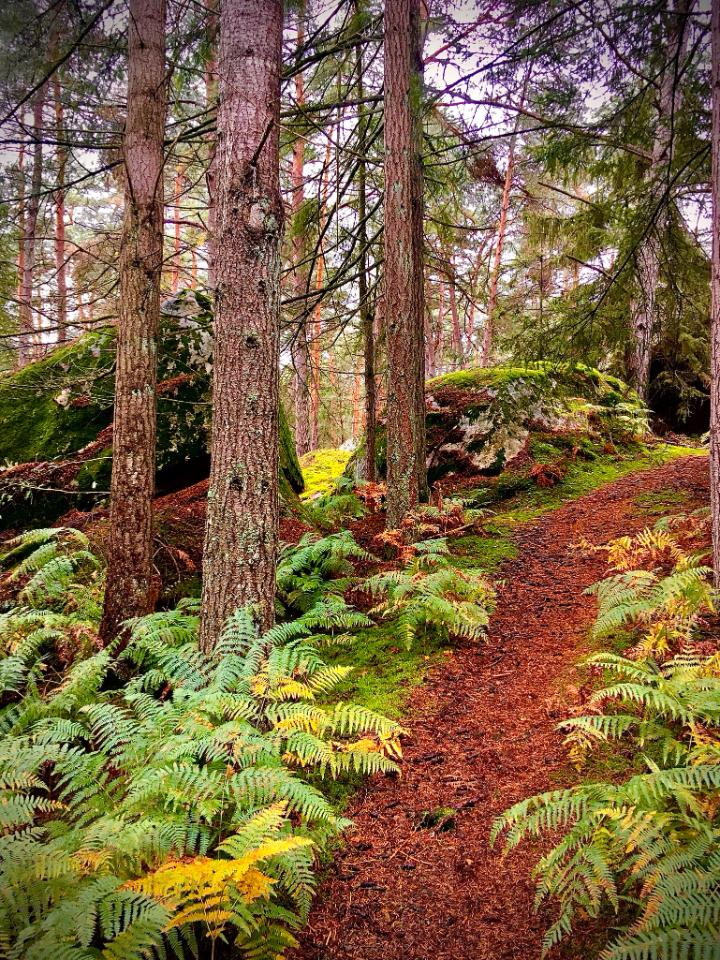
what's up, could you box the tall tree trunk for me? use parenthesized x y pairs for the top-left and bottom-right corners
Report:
(630, 0), (693, 400)
(448, 252), (462, 365)
(16, 118), (26, 358)
(384, 0), (428, 527)
(99, 0), (167, 644)
(424, 279), (435, 378)
(352, 360), (363, 440)
(710, 0), (720, 586)
(356, 0), (376, 481)
(205, 0), (218, 290)
(309, 140), (332, 451)
(199, 0), (284, 649)
(480, 146), (514, 367)
(480, 69), (529, 367)
(291, 17), (311, 457)
(19, 87), (45, 367)
(171, 162), (183, 292)
(53, 74), (68, 343)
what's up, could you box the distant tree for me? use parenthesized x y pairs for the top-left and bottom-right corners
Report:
(629, 0), (694, 400)
(99, 0), (167, 644)
(710, 0), (720, 585)
(199, 0), (284, 649)
(18, 85), (44, 366)
(384, 0), (428, 528)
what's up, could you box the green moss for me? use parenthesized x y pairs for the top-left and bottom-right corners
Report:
(299, 448), (352, 500)
(0, 329), (115, 465)
(451, 529), (519, 571)
(325, 621), (449, 719)
(634, 487), (690, 517)
(488, 443), (702, 525)
(427, 364), (552, 391)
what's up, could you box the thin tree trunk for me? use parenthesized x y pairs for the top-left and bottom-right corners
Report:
(710, 0), (720, 585)
(16, 119), (26, 359)
(171, 162), (183, 292)
(480, 69), (529, 367)
(480, 148), (514, 367)
(99, 0), (167, 644)
(19, 87), (45, 366)
(309, 140), (332, 451)
(356, 0), (376, 481)
(53, 74), (68, 343)
(199, 0), (284, 648)
(291, 17), (311, 457)
(448, 253), (462, 365)
(205, 0), (218, 290)
(384, 0), (428, 527)
(352, 361), (362, 440)
(630, 0), (693, 400)
(425, 279), (436, 379)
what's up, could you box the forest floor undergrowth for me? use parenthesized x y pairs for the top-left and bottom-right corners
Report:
(293, 452), (709, 960)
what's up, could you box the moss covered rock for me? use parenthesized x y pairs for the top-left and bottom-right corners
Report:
(0, 290), (303, 529)
(357, 363), (646, 486)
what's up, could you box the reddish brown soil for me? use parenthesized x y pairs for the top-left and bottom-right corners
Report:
(294, 455), (709, 960)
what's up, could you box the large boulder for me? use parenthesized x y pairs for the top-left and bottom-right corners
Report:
(364, 364), (646, 485)
(0, 290), (303, 529)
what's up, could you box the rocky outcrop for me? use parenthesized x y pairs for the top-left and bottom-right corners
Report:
(0, 290), (303, 529)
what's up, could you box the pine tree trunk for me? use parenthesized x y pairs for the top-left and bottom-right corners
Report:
(448, 254), (462, 366)
(309, 141), (332, 451)
(205, 0), (218, 290)
(292, 18), (311, 457)
(199, 0), (284, 649)
(53, 74), (68, 343)
(481, 143), (514, 367)
(480, 69), (529, 367)
(16, 120), (26, 358)
(356, 8), (376, 481)
(629, 0), (693, 400)
(710, 0), (720, 586)
(171, 163), (183, 292)
(99, 0), (167, 644)
(384, 0), (428, 527)
(19, 87), (45, 367)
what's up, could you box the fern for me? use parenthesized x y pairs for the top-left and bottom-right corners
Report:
(362, 538), (494, 646)
(494, 652), (720, 959)
(0, 591), (402, 958)
(276, 530), (372, 614)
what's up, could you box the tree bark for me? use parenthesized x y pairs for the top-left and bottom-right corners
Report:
(53, 74), (68, 343)
(291, 17), (311, 457)
(356, 1), (376, 481)
(629, 0), (693, 400)
(710, 0), (720, 586)
(447, 251), (462, 365)
(384, 0), (428, 527)
(480, 69), (529, 367)
(16, 119), (26, 358)
(205, 0), (218, 290)
(309, 140), (332, 451)
(171, 162), (183, 292)
(199, 0), (284, 649)
(356, 29), (377, 483)
(99, 0), (167, 644)
(18, 87), (45, 367)
(480, 142), (515, 367)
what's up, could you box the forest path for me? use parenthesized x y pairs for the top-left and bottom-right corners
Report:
(294, 454), (709, 960)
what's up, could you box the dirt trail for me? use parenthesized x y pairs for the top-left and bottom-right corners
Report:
(294, 455), (709, 960)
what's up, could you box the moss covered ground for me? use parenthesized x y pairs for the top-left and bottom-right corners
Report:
(299, 448), (352, 500)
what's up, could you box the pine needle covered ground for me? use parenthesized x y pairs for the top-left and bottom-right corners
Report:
(293, 453), (710, 960)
